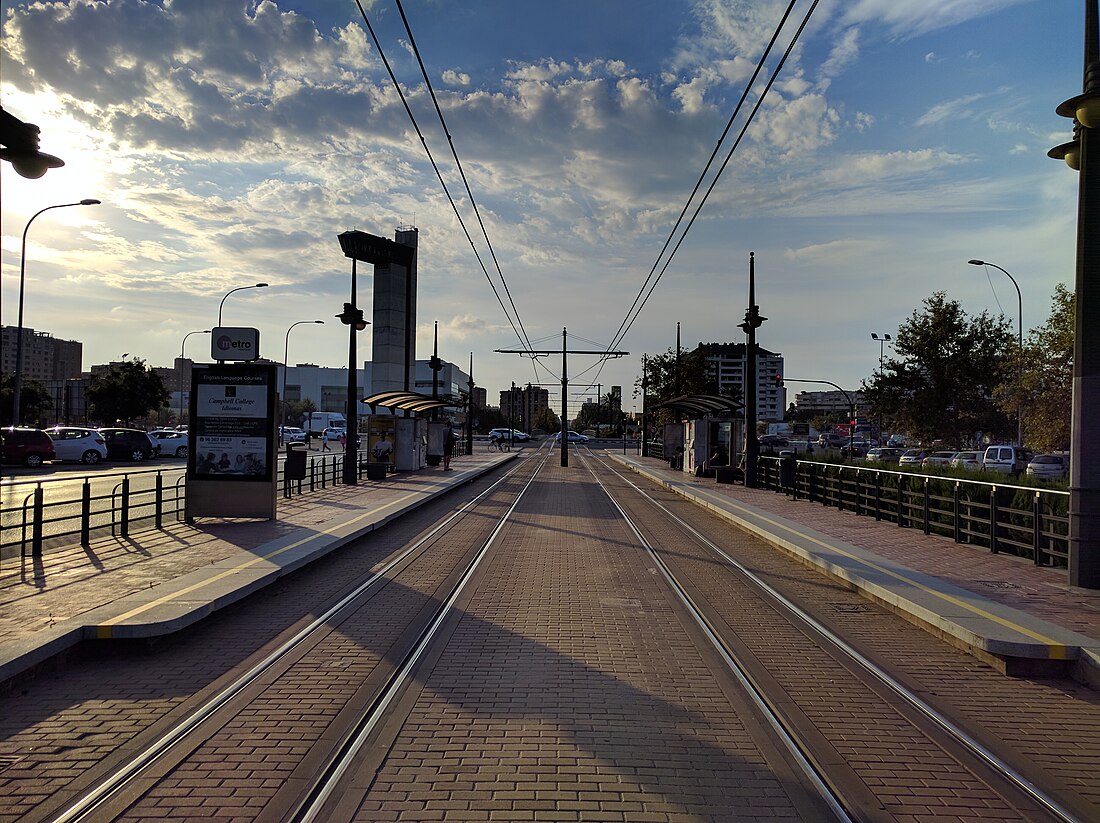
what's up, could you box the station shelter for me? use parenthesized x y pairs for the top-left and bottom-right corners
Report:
(652, 395), (743, 477)
(360, 391), (452, 471)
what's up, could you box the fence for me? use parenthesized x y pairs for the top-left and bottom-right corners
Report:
(1, 449), (375, 561)
(754, 455), (1070, 568)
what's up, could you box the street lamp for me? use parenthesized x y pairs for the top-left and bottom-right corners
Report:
(10, 198), (101, 425)
(968, 259), (1023, 447)
(870, 333), (892, 445)
(1048, 0), (1100, 589)
(281, 320), (324, 442)
(178, 330), (211, 425)
(870, 332), (892, 370)
(217, 283), (268, 327)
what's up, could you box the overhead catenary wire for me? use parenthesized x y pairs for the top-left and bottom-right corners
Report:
(592, 0), (819, 388)
(352, 0), (546, 382)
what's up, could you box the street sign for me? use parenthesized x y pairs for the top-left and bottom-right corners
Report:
(211, 327), (259, 361)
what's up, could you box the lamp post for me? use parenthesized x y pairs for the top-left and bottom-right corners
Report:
(968, 260), (1024, 447)
(178, 329), (210, 426)
(11, 198), (101, 425)
(870, 333), (891, 445)
(281, 320), (324, 443)
(217, 283), (268, 327)
(1048, 0), (1100, 589)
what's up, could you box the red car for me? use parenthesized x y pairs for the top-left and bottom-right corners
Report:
(0, 427), (56, 468)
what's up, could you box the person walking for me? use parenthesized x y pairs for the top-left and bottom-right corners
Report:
(443, 426), (455, 470)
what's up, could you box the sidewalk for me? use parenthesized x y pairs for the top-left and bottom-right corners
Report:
(0, 451), (518, 688)
(607, 453), (1100, 687)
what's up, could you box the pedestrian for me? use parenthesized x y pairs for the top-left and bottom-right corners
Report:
(338, 431), (347, 450)
(489, 430), (503, 451)
(443, 427), (455, 470)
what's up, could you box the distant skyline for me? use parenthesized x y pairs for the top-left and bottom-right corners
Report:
(0, 0), (1083, 418)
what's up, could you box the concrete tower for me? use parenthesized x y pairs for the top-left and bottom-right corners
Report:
(370, 227), (418, 395)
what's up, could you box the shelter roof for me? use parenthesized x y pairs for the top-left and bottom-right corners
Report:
(361, 391), (451, 414)
(652, 394), (742, 417)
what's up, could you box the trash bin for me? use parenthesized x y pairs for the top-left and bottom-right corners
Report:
(285, 443), (307, 481)
(366, 462), (388, 481)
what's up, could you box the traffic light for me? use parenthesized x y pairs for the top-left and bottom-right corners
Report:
(773, 374), (783, 387)
(336, 302), (367, 330)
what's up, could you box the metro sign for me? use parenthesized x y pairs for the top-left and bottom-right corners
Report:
(211, 327), (260, 361)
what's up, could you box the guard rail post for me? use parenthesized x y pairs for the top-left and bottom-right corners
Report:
(121, 476), (130, 538)
(81, 479), (92, 547)
(32, 485), (44, 557)
(155, 473), (164, 530)
(953, 482), (962, 544)
(923, 477), (931, 535)
(989, 486), (999, 554)
(1033, 491), (1043, 566)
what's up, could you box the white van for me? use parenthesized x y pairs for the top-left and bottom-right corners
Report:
(981, 445), (1032, 476)
(302, 412), (346, 436)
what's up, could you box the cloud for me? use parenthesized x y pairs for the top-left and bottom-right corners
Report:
(442, 69), (471, 86)
(784, 238), (884, 262)
(915, 92), (986, 127)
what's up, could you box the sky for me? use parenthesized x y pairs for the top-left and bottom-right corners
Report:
(0, 0), (1085, 419)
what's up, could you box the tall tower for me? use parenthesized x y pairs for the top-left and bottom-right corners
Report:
(370, 227), (418, 394)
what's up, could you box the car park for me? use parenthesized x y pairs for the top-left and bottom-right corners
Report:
(897, 449), (927, 468)
(950, 451), (983, 471)
(1026, 454), (1068, 480)
(921, 451), (958, 469)
(981, 445), (1033, 476)
(0, 427), (56, 467)
(149, 429), (190, 458)
(45, 426), (108, 464)
(98, 428), (158, 461)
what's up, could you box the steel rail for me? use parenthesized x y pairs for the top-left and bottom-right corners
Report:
(48, 454), (540, 823)
(579, 452), (855, 822)
(290, 451), (549, 822)
(591, 453), (1081, 823)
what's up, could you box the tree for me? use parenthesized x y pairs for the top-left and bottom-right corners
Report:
(87, 359), (170, 425)
(862, 292), (1014, 445)
(532, 406), (560, 433)
(1001, 284), (1074, 452)
(635, 346), (739, 426)
(0, 373), (54, 426)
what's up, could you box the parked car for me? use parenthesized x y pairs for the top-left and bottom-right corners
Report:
(950, 451), (983, 471)
(149, 429), (190, 458)
(45, 426), (108, 464)
(552, 430), (590, 443)
(488, 427), (530, 442)
(279, 426), (306, 443)
(0, 427), (56, 467)
(839, 441), (869, 458)
(758, 434), (789, 447)
(864, 447), (904, 464)
(981, 445), (1033, 476)
(1026, 454), (1068, 480)
(897, 449), (927, 467)
(921, 451), (958, 469)
(98, 428), (157, 461)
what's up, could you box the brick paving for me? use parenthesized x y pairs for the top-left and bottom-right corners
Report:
(353, 463), (824, 822)
(618, 455), (1100, 646)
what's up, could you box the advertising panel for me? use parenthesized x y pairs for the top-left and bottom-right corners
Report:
(185, 363), (277, 520)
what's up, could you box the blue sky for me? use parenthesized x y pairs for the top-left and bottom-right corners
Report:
(0, 0), (1083, 417)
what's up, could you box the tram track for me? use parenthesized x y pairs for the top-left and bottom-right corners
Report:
(581, 450), (1082, 823)
(40, 449), (551, 823)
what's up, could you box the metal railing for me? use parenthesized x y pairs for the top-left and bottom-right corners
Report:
(754, 455), (1070, 567)
(1, 449), (376, 561)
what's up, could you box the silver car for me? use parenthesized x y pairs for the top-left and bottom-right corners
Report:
(46, 426), (108, 464)
(1026, 454), (1068, 480)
